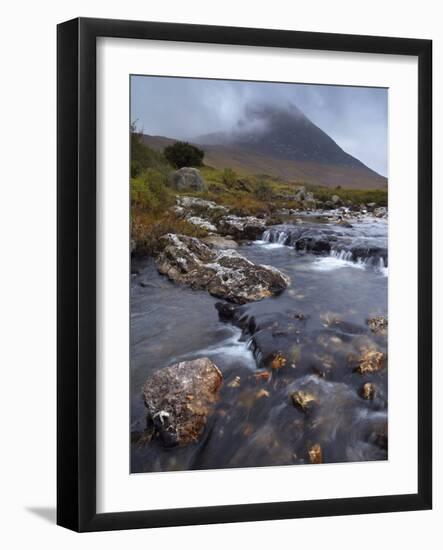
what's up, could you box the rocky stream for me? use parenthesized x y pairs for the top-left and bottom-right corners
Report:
(131, 195), (388, 473)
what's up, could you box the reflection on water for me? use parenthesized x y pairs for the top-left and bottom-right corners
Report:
(131, 217), (388, 473)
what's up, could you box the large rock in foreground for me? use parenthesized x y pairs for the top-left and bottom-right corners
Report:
(155, 234), (290, 303)
(169, 167), (206, 191)
(142, 358), (223, 446)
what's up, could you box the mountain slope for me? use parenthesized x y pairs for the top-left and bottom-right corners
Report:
(142, 104), (387, 189)
(198, 105), (376, 170)
(143, 135), (387, 190)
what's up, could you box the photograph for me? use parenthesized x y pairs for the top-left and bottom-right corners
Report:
(130, 76), (389, 474)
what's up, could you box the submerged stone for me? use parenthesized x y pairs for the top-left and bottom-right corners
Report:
(367, 316), (388, 335)
(217, 215), (267, 240)
(355, 349), (386, 374)
(308, 443), (323, 464)
(360, 382), (376, 400)
(142, 357), (223, 447)
(291, 390), (318, 413)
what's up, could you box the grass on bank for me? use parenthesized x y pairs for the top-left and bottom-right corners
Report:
(130, 132), (388, 255)
(305, 184), (388, 207)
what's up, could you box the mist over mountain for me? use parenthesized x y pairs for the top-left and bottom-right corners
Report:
(195, 104), (379, 176)
(142, 102), (387, 189)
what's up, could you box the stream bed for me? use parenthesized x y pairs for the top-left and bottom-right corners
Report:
(131, 215), (388, 473)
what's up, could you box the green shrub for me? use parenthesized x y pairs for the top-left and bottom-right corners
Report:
(130, 169), (174, 212)
(164, 141), (205, 169)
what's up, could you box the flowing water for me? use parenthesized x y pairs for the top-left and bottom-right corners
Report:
(131, 214), (388, 473)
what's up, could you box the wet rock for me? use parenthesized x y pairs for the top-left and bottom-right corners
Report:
(169, 167), (206, 191)
(373, 206), (387, 218)
(291, 390), (318, 413)
(227, 376), (241, 388)
(350, 244), (388, 266)
(139, 279), (157, 289)
(322, 316), (365, 335)
(372, 422), (388, 450)
(355, 349), (386, 374)
(155, 234), (290, 304)
(217, 215), (267, 240)
(287, 375), (387, 463)
(360, 382), (376, 400)
(214, 301), (242, 322)
(215, 304), (309, 371)
(336, 219), (353, 228)
(254, 371), (271, 383)
(142, 357), (223, 446)
(271, 352), (287, 370)
(367, 316), (388, 335)
(202, 235), (238, 249)
(308, 443), (323, 464)
(256, 388), (270, 400)
(295, 236), (332, 254)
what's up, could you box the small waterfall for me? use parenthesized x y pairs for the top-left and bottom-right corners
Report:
(262, 228), (290, 245)
(327, 248), (387, 274)
(260, 223), (387, 275)
(262, 229), (271, 242)
(330, 249), (353, 262)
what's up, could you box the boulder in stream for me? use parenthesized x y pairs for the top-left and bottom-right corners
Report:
(155, 233), (290, 303)
(217, 215), (267, 240)
(142, 357), (223, 446)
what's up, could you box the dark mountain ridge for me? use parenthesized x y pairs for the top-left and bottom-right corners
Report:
(196, 104), (379, 176)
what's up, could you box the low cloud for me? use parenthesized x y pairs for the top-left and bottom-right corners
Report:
(131, 76), (387, 176)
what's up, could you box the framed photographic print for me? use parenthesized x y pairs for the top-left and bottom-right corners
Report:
(57, 17), (432, 532)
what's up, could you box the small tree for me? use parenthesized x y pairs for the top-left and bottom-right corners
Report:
(164, 141), (205, 169)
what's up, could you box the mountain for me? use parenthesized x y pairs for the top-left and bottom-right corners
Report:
(142, 105), (387, 189)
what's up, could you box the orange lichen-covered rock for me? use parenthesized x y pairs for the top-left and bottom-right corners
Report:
(308, 443), (323, 464)
(291, 390), (318, 413)
(142, 357), (222, 447)
(355, 349), (385, 374)
(360, 382), (376, 400)
(271, 352), (287, 370)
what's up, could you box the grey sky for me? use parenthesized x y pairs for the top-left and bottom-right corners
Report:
(131, 76), (388, 176)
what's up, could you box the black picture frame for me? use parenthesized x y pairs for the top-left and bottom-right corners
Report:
(57, 17), (432, 532)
